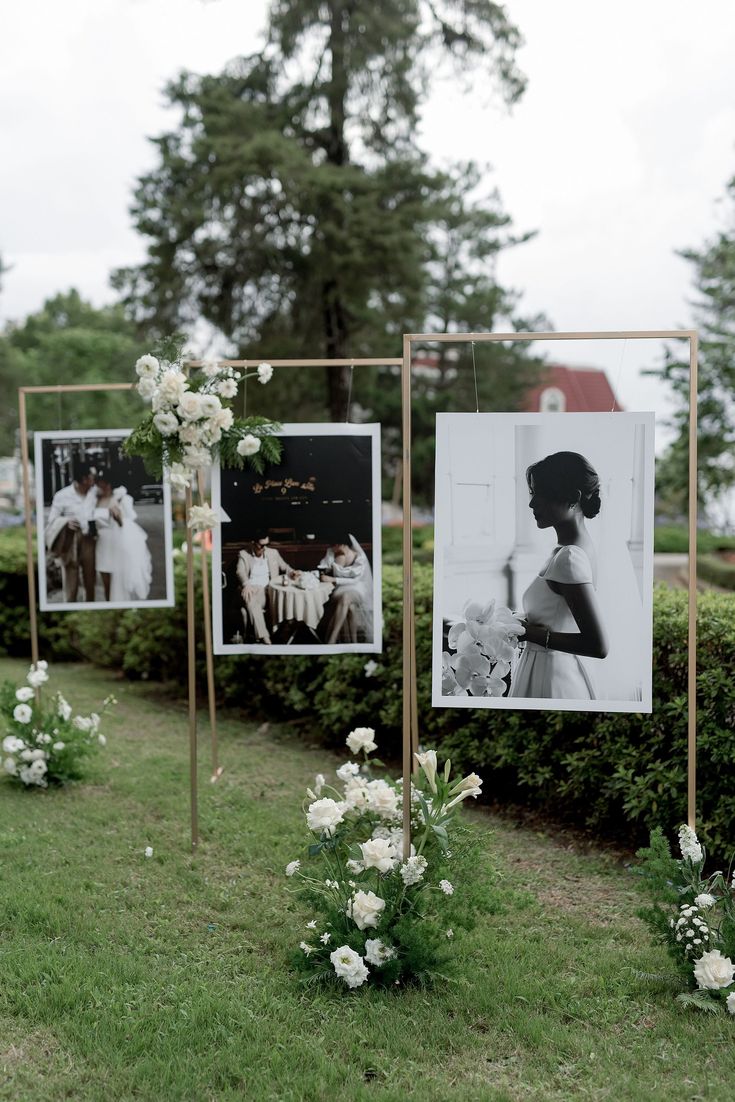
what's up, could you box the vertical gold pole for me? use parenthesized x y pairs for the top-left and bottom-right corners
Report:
(197, 470), (221, 781)
(410, 594), (419, 761)
(401, 337), (413, 862)
(18, 391), (40, 666)
(687, 334), (698, 830)
(185, 484), (199, 850)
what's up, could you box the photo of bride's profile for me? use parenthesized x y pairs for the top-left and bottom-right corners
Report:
(432, 412), (655, 713)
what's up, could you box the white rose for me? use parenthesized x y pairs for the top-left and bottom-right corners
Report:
(237, 434), (261, 457)
(135, 354), (160, 378)
(359, 838), (398, 873)
(15, 687), (34, 703)
(217, 378), (237, 398)
(28, 758), (47, 777)
(168, 463), (191, 489)
(13, 704), (32, 724)
(29, 748), (46, 761)
(158, 368), (188, 405)
(136, 377), (156, 401)
(178, 423), (204, 446)
(346, 889), (385, 931)
(3, 735), (24, 753)
(694, 893), (717, 909)
(414, 749), (438, 793)
(213, 407), (234, 431)
(199, 394), (222, 419)
(693, 950), (735, 989)
(346, 727), (377, 755)
(177, 392), (204, 421)
(329, 945), (369, 988)
(153, 411), (179, 437)
(343, 778), (369, 811)
(364, 938), (397, 966)
(27, 664), (49, 688)
(306, 797), (347, 837)
(285, 860), (301, 877)
(336, 762), (360, 782)
(366, 779), (400, 820)
(257, 362), (273, 384)
(187, 504), (219, 532)
(4, 756), (17, 775)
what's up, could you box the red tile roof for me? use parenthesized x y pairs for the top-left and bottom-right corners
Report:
(525, 364), (623, 412)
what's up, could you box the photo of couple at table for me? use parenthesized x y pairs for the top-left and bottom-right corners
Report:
(211, 424), (382, 655)
(35, 429), (174, 612)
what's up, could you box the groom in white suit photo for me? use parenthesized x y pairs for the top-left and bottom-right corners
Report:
(236, 531), (299, 644)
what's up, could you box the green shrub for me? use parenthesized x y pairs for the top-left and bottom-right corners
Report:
(697, 553), (735, 591)
(654, 525), (735, 554)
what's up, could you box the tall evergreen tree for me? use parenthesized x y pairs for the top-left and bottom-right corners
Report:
(113, 0), (540, 432)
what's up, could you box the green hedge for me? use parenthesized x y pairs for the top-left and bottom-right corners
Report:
(2, 530), (733, 855)
(654, 525), (735, 554)
(697, 553), (735, 591)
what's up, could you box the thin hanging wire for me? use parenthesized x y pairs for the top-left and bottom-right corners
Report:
(471, 342), (480, 413)
(345, 362), (355, 422)
(611, 339), (627, 412)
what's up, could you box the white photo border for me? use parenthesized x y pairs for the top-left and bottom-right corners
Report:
(431, 411), (656, 713)
(211, 422), (383, 656)
(34, 428), (175, 612)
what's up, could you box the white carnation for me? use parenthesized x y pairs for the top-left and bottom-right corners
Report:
(336, 761), (360, 782)
(15, 687), (34, 703)
(329, 945), (368, 988)
(346, 726), (377, 755)
(217, 378), (237, 398)
(135, 354), (160, 379)
(153, 411), (179, 437)
(359, 837), (398, 873)
(13, 704), (32, 724)
(346, 889), (385, 931)
(158, 368), (187, 405)
(236, 434), (261, 457)
(257, 362), (273, 384)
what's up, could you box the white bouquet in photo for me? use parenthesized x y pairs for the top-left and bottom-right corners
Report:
(442, 599), (523, 697)
(285, 730), (484, 990)
(2, 662), (115, 788)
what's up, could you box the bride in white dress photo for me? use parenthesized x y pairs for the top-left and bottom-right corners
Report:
(94, 472), (153, 603)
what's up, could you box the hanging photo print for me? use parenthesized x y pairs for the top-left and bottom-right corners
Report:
(35, 429), (174, 611)
(212, 423), (382, 655)
(432, 412), (655, 713)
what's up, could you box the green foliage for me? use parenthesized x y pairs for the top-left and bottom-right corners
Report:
(697, 553), (735, 590)
(653, 525), (735, 554)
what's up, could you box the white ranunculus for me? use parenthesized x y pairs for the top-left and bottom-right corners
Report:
(153, 411), (179, 437)
(199, 394), (222, 419)
(693, 949), (735, 989)
(347, 889), (385, 931)
(136, 377), (156, 401)
(727, 992), (735, 1015)
(4, 756), (17, 775)
(414, 749), (438, 793)
(365, 778), (400, 820)
(158, 368), (188, 405)
(694, 893), (717, 909)
(285, 860), (301, 877)
(135, 354), (160, 379)
(399, 855), (427, 885)
(168, 463), (191, 489)
(330, 945), (369, 988)
(178, 423), (204, 446)
(217, 378), (237, 398)
(364, 938), (397, 966)
(359, 837), (398, 873)
(346, 726), (377, 755)
(336, 761), (360, 782)
(257, 362), (273, 385)
(678, 824), (703, 863)
(213, 407), (234, 431)
(177, 392), (205, 421)
(13, 704), (32, 724)
(236, 434), (261, 457)
(15, 687), (34, 703)
(187, 504), (219, 532)
(306, 797), (347, 837)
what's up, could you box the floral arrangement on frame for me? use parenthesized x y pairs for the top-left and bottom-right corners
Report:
(285, 726), (483, 989)
(636, 825), (735, 1015)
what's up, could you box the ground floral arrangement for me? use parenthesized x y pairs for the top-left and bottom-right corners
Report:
(636, 824), (735, 1015)
(125, 340), (282, 531)
(442, 599), (522, 698)
(285, 726), (483, 989)
(2, 663), (115, 788)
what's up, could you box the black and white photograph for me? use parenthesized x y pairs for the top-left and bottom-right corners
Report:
(212, 424), (382, 655)
(433, 412), (655, 713)
(35, 430), (174, 611)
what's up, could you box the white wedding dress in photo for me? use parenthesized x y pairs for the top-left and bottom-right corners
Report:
(96, 488), (152, 602)
(509, 544), (597, 701)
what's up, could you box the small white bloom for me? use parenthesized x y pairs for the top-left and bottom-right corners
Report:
(727, 992), (735, 1015)
(415, 749), (438, 793)
(439, 879), (454, 896)
(306, 797), (347, 837)
(98, 734), (107, 746)
(237, 433), (261, 457)
(182, 445), (211, 471)
(216, 378), (237, 398)
(52, 741), (65, 751)
(325, 879), (339, 889)
(187, 504), (219, 532)
(343, 778), (369, 811)
(158, 368), (188, 405)
(20, 748), (33, 761)
(199, 394), (222, 419)
(693, 949), (735, 989)
(135, 354), (160, 379)
(36, 661), (48, 670)
(336, 761), (360, 782)
(178, 422), (205, 446)
(306, 920), (317, 929)
(329, 945), (369, 988)
(29, 748), (46, 761)
(346, 890), (385, 931)
(314, 774), (326, 795)
(365, 778), (400, 820)
(299, 941), (314, 956)
(213, 407), (233, 431)
(201, 358), (220, 377)
(320, 932), (331, 944)
(4, 756), (17, 775)
(153, 411), (179, 436)
(446, 929), (454, 939)
(13, 704), (32, 724)
(2, 735), (24, 753)
(73, 716), (93, 731)
(177, 391), (205, 421)
(694, 893), (717, 909)
(346, 726), (377, 755)
(257, 362), (273, 384)
(364, 938), (397, 966)
(136, 377), (156, 401)
(363, 660), (379, 678)
(678, 824), (703, 864)
(346, 859), (365, 873)
(15, 687), (34, 703)
(28, 758), (47, 778)
(400, 855), (428, 886)
(56, 695), (72, 721)
(285, 860), (301, 877)
(144, 846), (153, 858)
(168, 462), (192, 489)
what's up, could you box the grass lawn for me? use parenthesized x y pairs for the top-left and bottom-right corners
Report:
(1, 658), (733, 1102)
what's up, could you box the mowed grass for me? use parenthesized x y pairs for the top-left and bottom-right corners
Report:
(1, 659), (733, 1102)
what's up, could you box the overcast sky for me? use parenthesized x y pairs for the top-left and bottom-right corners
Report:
(3, 0), (734, 420)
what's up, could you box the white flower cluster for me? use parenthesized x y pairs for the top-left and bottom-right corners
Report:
(670, 902), (713, 957)
(3, 664), (111, 788)
(678, 823), (704, 864)
(442, 598), (523, 697)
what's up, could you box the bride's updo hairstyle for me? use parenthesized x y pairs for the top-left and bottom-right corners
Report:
(526, 451), (601, 519)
